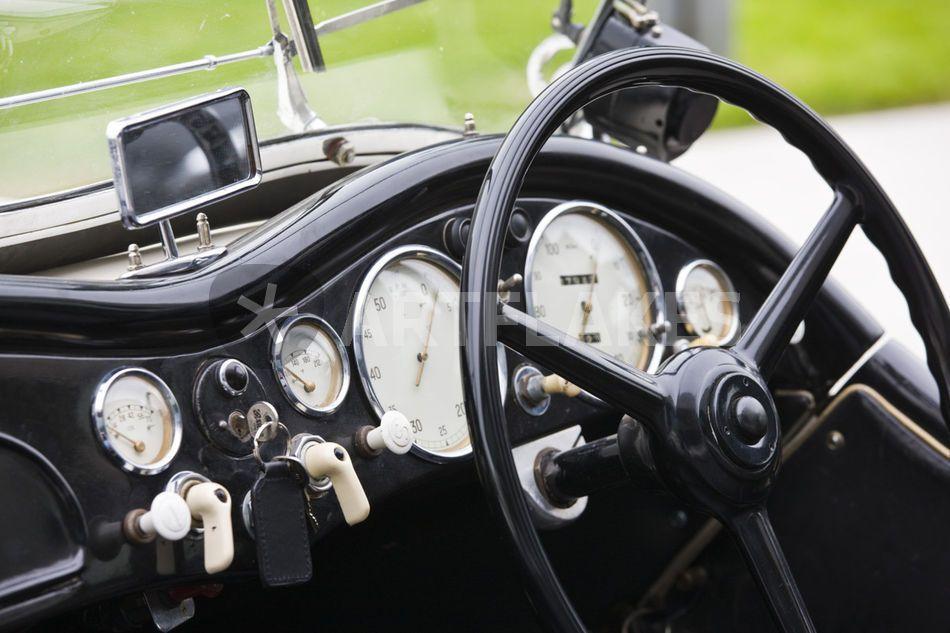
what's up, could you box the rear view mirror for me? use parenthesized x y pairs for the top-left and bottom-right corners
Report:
(107, 88), (262, 228)
(575, 3), (718, 161)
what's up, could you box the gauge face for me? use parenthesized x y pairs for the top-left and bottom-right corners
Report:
(525, 203), (663, 370)
(93, 368), (181, 475)
(274, 316), (349, 415)
(677, 260), (738, 345)
(354, 247), (472, 460)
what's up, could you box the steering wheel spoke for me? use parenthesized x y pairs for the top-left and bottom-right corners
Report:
(497, 302), (667, 422)
(735, 191), (861, 378)
(724, 507), (816, 633)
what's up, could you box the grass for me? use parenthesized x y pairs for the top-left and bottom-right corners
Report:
(718, 0), (950, 126)
(0, 0), (948, 198)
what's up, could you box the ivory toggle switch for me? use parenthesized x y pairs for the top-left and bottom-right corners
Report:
(302, 441), (370, 526)
(183, 481), (234, 575)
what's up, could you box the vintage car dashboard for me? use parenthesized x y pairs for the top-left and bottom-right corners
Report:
(1, 133), (922, 630)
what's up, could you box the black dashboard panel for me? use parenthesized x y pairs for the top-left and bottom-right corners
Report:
(0, 135), (886, 627)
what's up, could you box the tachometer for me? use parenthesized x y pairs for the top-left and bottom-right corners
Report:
(525, 201), (665, 371)
(353, 246), (503, 461)
(676, 259), (739, 346)
(92, 368), (182, 475)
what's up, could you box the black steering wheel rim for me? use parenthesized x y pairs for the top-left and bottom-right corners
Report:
(461, 47), (950, 633)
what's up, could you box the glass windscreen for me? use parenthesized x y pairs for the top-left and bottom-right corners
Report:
(0, 0), (597, 205)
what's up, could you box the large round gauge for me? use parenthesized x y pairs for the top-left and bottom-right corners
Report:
(92, 368), (182, 475)
(354, 246), (503, 461)
(525, 201), (665, 371)
(273, 315), (349, 415)
(676, 259), (739, 346)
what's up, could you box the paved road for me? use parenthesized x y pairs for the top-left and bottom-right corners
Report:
(675, 103), (950, 360)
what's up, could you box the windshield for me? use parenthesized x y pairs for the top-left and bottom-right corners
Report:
(0, 0), (596, 204)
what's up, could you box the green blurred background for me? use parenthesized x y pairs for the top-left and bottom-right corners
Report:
(1, 0), (948, 200)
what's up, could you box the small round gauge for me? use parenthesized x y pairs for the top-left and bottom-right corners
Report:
(92, 368), (182, 475)
(273, 315), (349, 415)
(354, 246), (504, 461)
(676, 259), (739, 346)
(525, 202), (665, 371)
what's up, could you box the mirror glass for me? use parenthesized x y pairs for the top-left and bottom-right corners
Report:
(108, 88), (260, 228)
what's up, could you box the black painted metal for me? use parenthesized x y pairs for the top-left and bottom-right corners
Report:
(460, 47), (949, 633)
(736, 192), (861, 379)
(539, 435), (627, 502)
(497, 303), (666, 420)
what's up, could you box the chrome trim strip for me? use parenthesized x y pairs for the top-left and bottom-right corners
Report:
(0, 45), (273, 111)
(827, 334), (889, 397)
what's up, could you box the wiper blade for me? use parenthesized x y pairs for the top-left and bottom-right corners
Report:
(314, 0), (425, 36)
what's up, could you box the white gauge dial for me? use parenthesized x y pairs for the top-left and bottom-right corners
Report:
(355, 248), (471, 460)
(274, 316), (349, 415)
(93, 369), (181, 474)
(526, 204), (661, 370)
(677, 260), (738, 345)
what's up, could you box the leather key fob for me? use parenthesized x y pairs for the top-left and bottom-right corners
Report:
(251, 459), (312, 587)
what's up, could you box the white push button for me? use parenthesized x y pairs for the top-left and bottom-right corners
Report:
(138, 491), (191, 542)
(366, 410), (414, 455)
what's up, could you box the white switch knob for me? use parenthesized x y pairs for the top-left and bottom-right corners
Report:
(183, 481), (234, 575)
(138, 491), (192, 542)
(365, 410), (414, 455)
(302, 442), (370, 526)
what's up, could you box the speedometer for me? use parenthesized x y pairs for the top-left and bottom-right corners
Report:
(353, 246), (505, 461)
(525, 201), (666, 372)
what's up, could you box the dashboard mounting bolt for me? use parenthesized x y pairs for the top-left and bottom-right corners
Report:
(323, 137), (356, 166)
(127, 243), (143, 271)
(826, 430), (846, 451)
(196, 213), (214, 251)
(463, 112), (478, 137)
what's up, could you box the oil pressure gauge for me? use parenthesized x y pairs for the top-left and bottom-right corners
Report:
(676, 259), (739, 346)
(273, 315), (350, 415)
(92, 368), (182, 475)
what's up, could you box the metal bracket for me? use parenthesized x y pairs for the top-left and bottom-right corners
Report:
(512, 425), (589, 529)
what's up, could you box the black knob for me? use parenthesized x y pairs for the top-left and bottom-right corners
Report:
(731, 396), (768, 444)
(218, 359), (249, 396)
(443, 217), (471, 259)
(505, 207), (532, 248)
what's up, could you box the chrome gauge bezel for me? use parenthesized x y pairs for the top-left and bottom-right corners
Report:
(272, 314), (351, 416)
(675, 258), (740, 346)
(91, 367), (182, 476)
(353, 244), (507, 463)
(524, 200), (668, 374)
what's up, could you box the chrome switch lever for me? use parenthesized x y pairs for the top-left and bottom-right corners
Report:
(354, 410), (414, 458)
(295, 437), (370, 526)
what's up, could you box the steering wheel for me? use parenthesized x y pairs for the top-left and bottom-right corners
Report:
(461, 48), (950, 633)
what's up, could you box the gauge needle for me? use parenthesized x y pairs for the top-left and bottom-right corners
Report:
(285, 366), (316, 393)
(415, 289), (440, 387)
(108, 425), (145, 453)
(578, 258), (598, 338)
